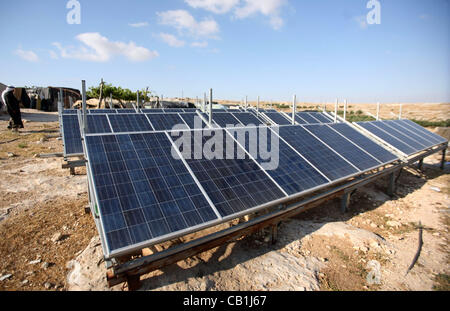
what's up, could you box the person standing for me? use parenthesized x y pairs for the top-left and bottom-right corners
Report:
(1, 86), (24, 131)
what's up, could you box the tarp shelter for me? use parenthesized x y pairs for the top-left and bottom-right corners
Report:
(33, 87), (81, 111)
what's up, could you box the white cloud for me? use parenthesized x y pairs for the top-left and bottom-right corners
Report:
(185, 0), (239, 14)
(53, 32), (158, 62)
(15, 49), (39, 62)
(159, 33), (186, 47)
(49, 50), (59, 59)
(129, 22), (149, 28)
(157, 10), (219, 38)
(234, 0), (287, 30)
(191, 41), (209, 48)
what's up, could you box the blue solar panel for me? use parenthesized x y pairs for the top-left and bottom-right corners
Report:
(293, 114), (308, 125)
(142, 109), (165, 114)
(163, 109), (185, 113)
(212, 113), (243, 128)
(230, 127), (329, 195)
(86, 115), (112, 134)
(116, 109), (137, 114)
(297, 113), (321, 124)
(146, 113), (189, 131)
(309, 113), (333, 123)
(384, 120), (435, 149)
(304, 124), (381, 171)
(371, 121), (427, 151)
(264, 112), (291, 125)
(108, 114), (153, 133)
(62, 109), (78, 115)
(85, 132), (219, 256)
(179, 113), (207, 129)
(231, 112), (265, 126)
(62, 115), (83, 156)
(398, 120), (447, 145)
(329, 123), (398, 164)
(89, 109), (117, 114)
(356, 122), (416, 155)
(278, 126), (359, 181)
(172, 129), (286, 217)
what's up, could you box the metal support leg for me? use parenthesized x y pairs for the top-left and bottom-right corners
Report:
(441, 148), (447, 170)
(341, 192), (351, 213)
(271, 224), (278, 245)
(126, 275), (141, 291)
(418, 158), (423, 170)
(387, 172), (396, 197)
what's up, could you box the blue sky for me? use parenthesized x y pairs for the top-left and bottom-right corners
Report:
(0, 0), (448, 103)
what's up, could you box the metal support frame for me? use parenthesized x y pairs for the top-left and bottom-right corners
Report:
(209, 89), (213, 126)
(334, 99), (338, 123)
(292, 95), (296, 125)
(340, 192), (351, 213)
(417, 158), (424, 170)
(387, 171), (397, 197)
(441, 147), (447, 170)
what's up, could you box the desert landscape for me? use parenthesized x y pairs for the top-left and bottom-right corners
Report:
(0, 105), (448, 291)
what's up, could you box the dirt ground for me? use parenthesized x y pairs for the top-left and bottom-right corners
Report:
(0, 109), (449, 291)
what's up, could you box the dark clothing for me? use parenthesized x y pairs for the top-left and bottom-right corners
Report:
(4, 91), (24, 129)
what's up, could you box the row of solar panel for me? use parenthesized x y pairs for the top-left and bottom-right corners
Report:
(261, 111), (334, 126)
(84, 122), (409, 257)
(62, 108), (200, 115)
(356, 119), (448, 156)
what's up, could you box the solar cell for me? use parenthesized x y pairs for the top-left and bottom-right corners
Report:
(297, 113), (322, 124)
(278, 126), (359, 181)
(356, 122), (416, 155)
(304, 124), (381, 171)
(85, 132), (219, 257)
(85, 115), (112, 134)
(89, 109), (117, 114)
(293, 114), (308, 125)
(384, 120), (435, 149)
(108, 114), (153, 133)
(171, 129), (286, 217)
(179, 113), (207, 129)
(62, 109), (78, 115)
(371, 121), (427, 151)
(229, 127), (329, 195)
(62, 115), (83, 156)
(329, 123), (398, 164)
(163, 109), (185, 113)
(212, 113), (243, 128)
(231, 112), (265, 126)
(264, 112), (291, 125)
(146, 113), (189, 131)
(398, 120), (447, 145)
(309, 113), (333, 123)
(116, 109), (137, 114)
(141, 109), (165, 114)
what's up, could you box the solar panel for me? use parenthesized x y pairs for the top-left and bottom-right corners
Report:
(142, 109), (165, 114)
(304, 124), (381, 171)
(86, 115), (112, 134)
(231, 112), (265, 126)
(108, 114), (154, 133)
(278, 126), (359, 181)
(356, 122), (416, 156)
(297, 113), (322, 124)
(293, 114), (308, 125)
(163, 109), (185, 113)
(309, 112), (333, 123)
(398, 119), (447, 145)
(179, 113), (207, 129)
(264, 112), (292, 125)
(230, 127), (329, 195)
(384, 120), (436, 149)
(171, 129), (286, 217)
(370, 121), (427, 151)
(61, 115), (83, 156)
(329, 123), (398, 164)
(85, 132), (219, 257)
(212, 113), (243, 128)
(89, 109), (117, 114)
(114, 109), (136, 114)
(62, 109), (78, 115)
(146, 113), (189, 131)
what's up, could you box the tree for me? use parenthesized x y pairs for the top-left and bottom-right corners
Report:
(86, 83), (151, 101)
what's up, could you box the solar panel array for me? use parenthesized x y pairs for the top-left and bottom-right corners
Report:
(356, 120), (446, 156)
(59, 107), (447, 259)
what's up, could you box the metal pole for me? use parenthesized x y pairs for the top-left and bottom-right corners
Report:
(376, 102), (380, 121)
(59, 88), (64, 112)
(441, 148), (447, 170)
(257, 96), (260, 115)
(343, 99), (347, 121)
(209, 89), (213, 126)
(109, 94), (113, 109)
(136, 91), (140, 110)
(334, 99), (338, 123)
(292, 95), (296, 125)
(245, 96), (248, 111)
(82, 80), (87, 134)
